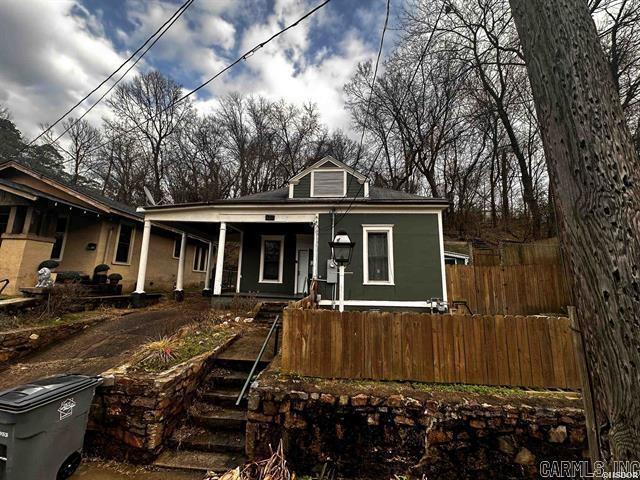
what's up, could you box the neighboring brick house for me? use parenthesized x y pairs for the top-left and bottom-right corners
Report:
(0, 159), (209, 295)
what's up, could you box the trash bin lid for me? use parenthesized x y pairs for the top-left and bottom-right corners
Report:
(0, 374), (101, 413)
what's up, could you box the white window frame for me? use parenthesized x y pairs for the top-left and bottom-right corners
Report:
(259, 235), (285, 284)
(50, 215), (69, 261)
(362, 224), (395, 285)
(310, 169), (347, 198)
(112, 222), (136, 266)
(193, 243), (208, 272)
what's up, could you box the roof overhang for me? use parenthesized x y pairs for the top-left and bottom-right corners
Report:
(139, 202), (448, 224)
(0, 160), (141, 222)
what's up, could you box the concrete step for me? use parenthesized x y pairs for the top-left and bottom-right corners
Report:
(169, 426), (245, 454)
(154, 449), (245, 473)
(199, 386), (245, 408)
(214, 358), (269, 373)
(190, 405), (246, 430)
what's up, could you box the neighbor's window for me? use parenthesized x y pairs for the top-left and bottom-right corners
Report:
(50, 216), (68, 261)
(311, 170), (345, 197)
(173, 236), (181, 258)
(363, 225), (394, 285)
(193, 243), (208, 272)
(259, 235), (284, 283)
(114, 223), (134, 264)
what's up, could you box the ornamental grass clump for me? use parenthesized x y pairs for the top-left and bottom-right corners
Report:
(141, 336), (178, 367)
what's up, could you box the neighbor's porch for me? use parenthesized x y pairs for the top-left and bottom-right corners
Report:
(133, 208), (320, 302)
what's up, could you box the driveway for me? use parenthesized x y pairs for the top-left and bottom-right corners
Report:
(0, 296), (210, 390)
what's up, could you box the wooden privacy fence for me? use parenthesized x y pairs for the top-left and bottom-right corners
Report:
(445, 264), (571, 315)
(282, 309), (581, 389)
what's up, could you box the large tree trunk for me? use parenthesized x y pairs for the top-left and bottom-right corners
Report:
(510, 0), (640, 462)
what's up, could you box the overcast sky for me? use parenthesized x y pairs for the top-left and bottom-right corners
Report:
(0, 0), (396, 140)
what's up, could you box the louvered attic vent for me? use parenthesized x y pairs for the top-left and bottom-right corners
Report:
(311, 170), (345, 197)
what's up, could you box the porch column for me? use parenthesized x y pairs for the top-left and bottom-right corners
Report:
(213, 222), (227, 295)
(313, 214), (319, 279)
(134, 220), (152, 295)
(236, 230), (243, 293)
(174, 232), (187, 301)
(202, 240), (213, 297)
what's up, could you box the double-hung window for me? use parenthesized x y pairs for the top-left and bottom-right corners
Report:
(114, 223), (135, 264)
(193, 243), (208, 272)
(363, 225), (394, 285)
(50, 216), (68, 261)
(259, 235), (284, 283)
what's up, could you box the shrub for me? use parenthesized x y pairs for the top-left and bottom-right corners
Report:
(108, 273), (123, 282)
(93, 264), (110, 274)
(56, 271), (82, 283)
(38, 259), (60, 270)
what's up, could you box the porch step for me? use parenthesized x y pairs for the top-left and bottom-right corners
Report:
(169, 426), (245, 453)
(154, 449), (245, 473)
(190, 404), (247, 430)
(200, 386), (244, 408)
(204, 367), (249, 389)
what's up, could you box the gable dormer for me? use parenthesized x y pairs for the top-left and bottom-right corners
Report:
(288, 156), (369, 199)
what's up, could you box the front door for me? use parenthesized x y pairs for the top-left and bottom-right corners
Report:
(295, 234), (313, 295)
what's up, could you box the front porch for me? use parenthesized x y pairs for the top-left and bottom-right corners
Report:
(133, 210), (320, 302)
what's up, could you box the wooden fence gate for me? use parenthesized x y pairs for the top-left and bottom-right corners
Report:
(282, 309), (581, 389)
(445, 264), (571, 315)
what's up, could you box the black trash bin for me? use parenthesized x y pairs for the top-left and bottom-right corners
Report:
(0, 374), (102, 480)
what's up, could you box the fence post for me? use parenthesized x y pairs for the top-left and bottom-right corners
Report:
(568, 306), (601, 464)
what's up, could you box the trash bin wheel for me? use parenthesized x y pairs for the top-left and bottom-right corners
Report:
(57, 451), (82, 479)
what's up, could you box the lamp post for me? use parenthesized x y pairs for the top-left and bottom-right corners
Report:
(329, 230), (355, 313)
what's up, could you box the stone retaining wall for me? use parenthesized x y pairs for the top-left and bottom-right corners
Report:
(86, 333), (239, 463)
(246, 377), (587, 479)
(0, 315), (107, 363)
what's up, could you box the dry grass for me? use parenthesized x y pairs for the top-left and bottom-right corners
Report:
(206, 441), (295, 480)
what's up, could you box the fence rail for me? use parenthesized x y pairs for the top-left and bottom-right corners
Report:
(445, 264), (571, 315)
(282, 309), (581, 389)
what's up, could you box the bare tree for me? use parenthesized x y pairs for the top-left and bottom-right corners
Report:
(60, 117), (101, 184)
(106, 71), (193, 201)
(511, 0), (640, 462)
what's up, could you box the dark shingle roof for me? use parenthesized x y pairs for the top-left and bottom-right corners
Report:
(144, 185), (448, 210)
(0, 157), (140, 218)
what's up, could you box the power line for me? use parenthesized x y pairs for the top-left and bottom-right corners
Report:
(49, 0), (195, 147)
(27, 0), (194, 148)
(80, 0), (332, 158)
(331, 1), (448, 230)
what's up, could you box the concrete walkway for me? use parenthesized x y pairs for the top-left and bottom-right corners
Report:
(0, 297), (210, 390)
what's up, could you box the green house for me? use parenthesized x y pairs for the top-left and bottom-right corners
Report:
(135, 156), (449, 310)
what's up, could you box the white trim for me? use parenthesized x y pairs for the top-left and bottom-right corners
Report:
(213, 223), (227, 295)
(362, 224), (395, 285)
(134, 220), (152, 294)
(192, 242), (208, 272)
(444, 251), (470, 265)
(318, 299), (437, 308)
(312, 214), (319, 279)
(112, 222), (136, 265)
(364, 181), (369, 198)
(140, 206), (447, 223)
(310, 169), (347, 198)
(288, 155), (367, 183)
(50, 215), (69, 261)
(437, 211), (448, 302)
(288, 183), (294, 199)
(259, 235), (285, 284)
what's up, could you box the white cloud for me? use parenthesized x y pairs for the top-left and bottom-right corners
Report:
(0, 0), (126, 137)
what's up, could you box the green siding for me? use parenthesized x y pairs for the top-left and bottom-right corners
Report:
(292, 171), (364, 198)
(292, 174), (311, 198)
(239, 224), (302, 295)
(316, 213), (443, 302)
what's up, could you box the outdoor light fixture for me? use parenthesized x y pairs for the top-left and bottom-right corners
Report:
(329, 230), (355, 312)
